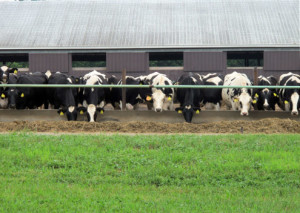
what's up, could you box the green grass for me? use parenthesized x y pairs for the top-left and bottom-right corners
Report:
(0, 133), (299, 212)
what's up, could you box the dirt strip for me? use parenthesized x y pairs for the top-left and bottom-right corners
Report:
(0, 118), (299, 134)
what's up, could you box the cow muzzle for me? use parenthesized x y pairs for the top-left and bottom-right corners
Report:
(291, 111), (298, 116)
(155, 108), (162, 112)
(241, 111), (249, 116)
(9, 104), (16, 109)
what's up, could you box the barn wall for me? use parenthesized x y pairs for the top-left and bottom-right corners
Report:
(184, 52), (226, 72)
(106, 52), (148, 74)
(29, 53), (70, 73)
(264, 51), (300, 71)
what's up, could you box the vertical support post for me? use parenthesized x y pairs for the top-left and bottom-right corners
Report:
(253, 66), (258, 85)
(122, 68), (126, 111)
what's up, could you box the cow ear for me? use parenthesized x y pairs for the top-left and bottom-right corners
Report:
(9, 68), (18, 74)
(1, 92), (6, 99)
(96, 107), (105, 114)
(57, 109), (66, 116)
(146, 95), (152, 101)
(193, 107), (201, 114)
(77, 106), (87, 115)
(175, 107), (183, 114)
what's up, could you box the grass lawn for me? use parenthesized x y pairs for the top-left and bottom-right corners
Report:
(0, 133), (299, 212)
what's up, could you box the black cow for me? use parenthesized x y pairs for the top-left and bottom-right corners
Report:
(278, 72), (300, 115)
(175, 73), (203, 123)
(79, 70), (108, 122)
(46, 71), (79, 121)
(109, 76), (152, 110)
(6, 72), (47, 109)
(252, 75), (279, 110)
(200, 73), (223, 110)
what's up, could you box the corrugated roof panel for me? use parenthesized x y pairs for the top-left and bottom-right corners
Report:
(0, 0), (299, 49)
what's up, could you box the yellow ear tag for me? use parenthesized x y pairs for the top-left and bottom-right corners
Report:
(255, 93), (259, 98)
(1, 94), (5, 98)
(80, 110), (84, 115)
(196, 110), (200, 114)
(234, 98), (238, 102)
(252, 100), (257, 104)
(273, 93), (277, 97)
(60, 111), (64, 116)
(100, 110), (104, 114)
(284, 100), (289, 104)
(20, 93), (24, 98)
(146, 96), (152, 101)
(168, 96), (172, 101)
(178, 110), (182, 114)
(14, 70), (18, 74)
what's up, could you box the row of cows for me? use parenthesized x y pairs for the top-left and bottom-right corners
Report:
(0, 65), (299, 122)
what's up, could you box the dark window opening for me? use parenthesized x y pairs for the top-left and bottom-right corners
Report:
(149, 52), (183, 67)
(72, 53), (106, 67)
(227, 52), (263, 67)
(0, 54), (29, 68)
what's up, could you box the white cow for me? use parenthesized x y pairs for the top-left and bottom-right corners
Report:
(222, 72), (253, 116)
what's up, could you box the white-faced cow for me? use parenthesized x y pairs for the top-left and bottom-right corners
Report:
(222, 71), (253, 116)
(46, 71), (79, 121)
(175, 73), (203, 123)
(79, 70), (108, 122)
(6, 72), (47, 109)
(200, 73), (223, 110)
(252, 75), (279, 110)
(278, 72), (300, 115)
(144, 72), (174, 112)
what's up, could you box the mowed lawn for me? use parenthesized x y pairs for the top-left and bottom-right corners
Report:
(0, 133), (299, 212)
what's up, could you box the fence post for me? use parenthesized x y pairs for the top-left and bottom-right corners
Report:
(253, 67), (258, 85)
(122, 69), (126, 111)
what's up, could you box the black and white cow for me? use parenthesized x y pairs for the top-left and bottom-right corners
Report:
(6, 72), (48, 109)
(46, 71), (79, 121)
(200, 73), (223, 110)
(109, 76), (152, 110)
(1, 73), (18, 109)
(0, 66), (18, 108)
(175, 73), (203, 123)
(79, 70), (108, 122)
(222, 71), (253, 116)
(144, 72), (174, 112)
(278, 72), (300, 115)
(252, 75), (279, 110)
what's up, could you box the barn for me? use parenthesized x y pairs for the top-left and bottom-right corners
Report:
(0, 0), (299, 80)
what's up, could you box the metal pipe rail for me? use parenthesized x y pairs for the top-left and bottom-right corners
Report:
(1, 84), (300, 89)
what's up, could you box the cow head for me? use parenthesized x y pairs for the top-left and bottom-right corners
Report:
(233, 90), (252, 116)
(4, 88), (19, 109)
(151, 89), (173, 112)
(253, 89), (279, 110)
(176, 105), (200, 123)
(57, 106), (78, 121)
(0, 67), (18, 84)
(284, 89), (300, 115)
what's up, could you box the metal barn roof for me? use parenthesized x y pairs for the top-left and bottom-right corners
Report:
(0, 0), (299, 50)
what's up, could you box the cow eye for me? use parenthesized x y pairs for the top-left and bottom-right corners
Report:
(240, 102), (242, 107)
